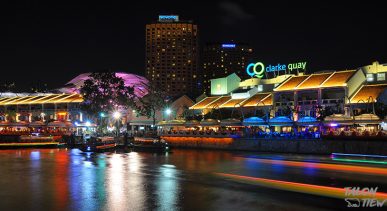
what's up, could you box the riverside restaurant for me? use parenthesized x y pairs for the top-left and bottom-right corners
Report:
(0, 93), (97, 137)
(158, 61), (387, 139)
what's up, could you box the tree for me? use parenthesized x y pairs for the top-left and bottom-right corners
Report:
(134, 82), (168, 129)
(80, 72), (137, 116)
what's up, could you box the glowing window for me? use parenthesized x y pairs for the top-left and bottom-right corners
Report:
(377, 73), (385, 81)
(366, 74), (374, 82)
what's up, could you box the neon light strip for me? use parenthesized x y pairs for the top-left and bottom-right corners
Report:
(240, 158), (387, 176)
(215, 173), (387, 200)
(332, 153), (387, 158)
(332, 158), (387, 165)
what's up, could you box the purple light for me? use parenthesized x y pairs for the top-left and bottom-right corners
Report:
(330, 123), (338, 127)
(59, 72), (149, 97)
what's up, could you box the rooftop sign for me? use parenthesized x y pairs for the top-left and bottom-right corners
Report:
(246, 61), (307, 78)
(222, 44), (236, 48)
(159, 15), (179, 22)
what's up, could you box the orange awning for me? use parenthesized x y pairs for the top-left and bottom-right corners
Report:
(350, 84), (387, 103)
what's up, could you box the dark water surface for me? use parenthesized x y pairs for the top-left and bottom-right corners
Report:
(0, 148), (385, 211)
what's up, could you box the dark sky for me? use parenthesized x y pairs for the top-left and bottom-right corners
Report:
(1, 1), (386, 91)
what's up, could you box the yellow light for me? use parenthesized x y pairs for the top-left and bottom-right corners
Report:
(113, 111), (121, 119)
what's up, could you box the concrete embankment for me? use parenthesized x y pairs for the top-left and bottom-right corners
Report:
(161, 136), (387, 155)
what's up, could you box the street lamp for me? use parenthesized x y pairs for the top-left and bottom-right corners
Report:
(165, 108), (172, 120)
(113, 111), (121, 136)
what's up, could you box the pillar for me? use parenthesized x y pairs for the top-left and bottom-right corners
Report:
(54, 104), (57, 120)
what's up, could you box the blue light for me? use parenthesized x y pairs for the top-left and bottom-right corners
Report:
(87, 147), (91, 151)
(332, 153), (387, 158)
(159, 15), (179, 22)
(222, 44), (236, 48)
(86, 121), (91, 127)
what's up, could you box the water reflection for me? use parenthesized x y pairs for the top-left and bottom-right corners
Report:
(0, 149), (385, 210)
(157, 164), (180, 210)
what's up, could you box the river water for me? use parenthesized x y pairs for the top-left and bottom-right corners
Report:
(0, 148), (385, 210)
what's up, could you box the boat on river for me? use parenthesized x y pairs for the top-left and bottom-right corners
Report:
(0, 134), (60, 149)
(79, 136), (117, 152)
(130, 136), (169, 152)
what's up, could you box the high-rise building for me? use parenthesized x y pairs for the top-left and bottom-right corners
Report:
(202, 42), (253, 94)
(145, 15), (199, 97)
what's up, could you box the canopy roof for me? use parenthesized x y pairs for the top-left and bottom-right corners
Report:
(0, 93), (83, 106)
(190, 93), (272, 110)
(274, 70), (356, 91)
(350, 84), (387, 103)
(220, 118), (241, 126)
(243, 117), (266, 126)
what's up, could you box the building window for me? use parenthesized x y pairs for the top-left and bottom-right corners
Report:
(377, 73), (385, 81)
(257, 85), (263, 92)
(366, 74), (374, 82)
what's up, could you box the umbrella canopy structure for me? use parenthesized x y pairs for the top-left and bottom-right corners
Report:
(324, 114), (354, 126)
(157, 119), (185, 127)
(353, 113), (381, 124)
(29, 121), (46, 127)
(0, 121), (10, 126)
(200, 119), (220, 126)
(48, 121), (74, 127)
(297, 116), (319, 126)
(243, 117), (266, 126)
(9, 121), (29, 127)
(184, 120), (200, 127)
(268, 116), (293, 126)
(220, 118), (242, 126)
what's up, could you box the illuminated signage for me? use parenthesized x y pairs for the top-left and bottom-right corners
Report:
(246, 61), (307, 78)
(159, 15), (179, 22)
(222, 44), (236, 48)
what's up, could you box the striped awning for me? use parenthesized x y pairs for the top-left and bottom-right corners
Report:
(0, 93), (83, 106)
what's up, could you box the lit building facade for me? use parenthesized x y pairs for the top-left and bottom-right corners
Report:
(145, 15), (199, 97)
(202, 43), (253, 94)
(190, 61), (387, 134)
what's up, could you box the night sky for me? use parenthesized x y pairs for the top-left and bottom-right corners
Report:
(1, 1), (386, 91)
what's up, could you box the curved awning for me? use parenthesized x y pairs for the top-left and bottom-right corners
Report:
(243, 117), (266, 126)
(297, 116), (320, 126)
(48, 121), (74, 127)
(220, 118), (242, 126)
(353, 113), (381, 124)
(157, 120), (185, 126)
(29, 121), (46, 127)
(9, 121), (29, 127)
(185, 120), (200, 127)
(324, 114), (354, 126)
(0, 121), (10, 126)
(269, 116), (293, 126)
(200, 119), (220, 126)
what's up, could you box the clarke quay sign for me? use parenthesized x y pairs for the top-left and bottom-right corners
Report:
(246, 61), (307, 78)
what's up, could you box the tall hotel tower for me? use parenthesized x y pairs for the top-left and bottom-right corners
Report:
(145, 15), (199, 97)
